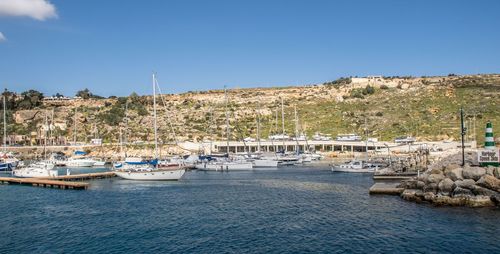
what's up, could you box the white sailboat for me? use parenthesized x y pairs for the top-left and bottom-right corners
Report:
(195, 86), (253, 171)
(13, 111), (57, 178)
(250, 102), (278, 168)
(115, 73), (186, 181)
(1, 96), (20, 171)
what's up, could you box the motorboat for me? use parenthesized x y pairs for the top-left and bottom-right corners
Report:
(252, 158), (279, 168)
(312, 132), (332, 141)
(66, 157), (96, 167)
(0, 152), (20, 171)
(336, 134), (362, 141)
(13, 161), (58, 178)
(330, 160), (379, 173)
(394, 136), (417, 144)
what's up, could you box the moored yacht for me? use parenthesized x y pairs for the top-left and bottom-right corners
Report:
(113, 74), (185, 181)
(330, 160), (379, 173)
(13, 161), (58, 178)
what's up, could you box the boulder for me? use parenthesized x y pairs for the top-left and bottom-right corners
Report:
(438, 178), (454, 196)
(452, 187), (473, 197)
(462, 166), (486, 181)
(490, 194), (500, 205)
(430, 168), (443, 175)
(423, 192), (435, 201)
(423, 183), (438, 194)
(476, 175), (500, 192)
(432, 195), (465, 206)
(416, 181), (425, 189)
(454, 179), (476, 189)
(471, 185), (497, 196)
(398, 180), (418, 189)
(401, 189), (423, 203)
(465, 195), (495, 207)
(445, 167), (463, 181)
(427, 173), (445, 184)
(494, 167), (500, 179)
(486, 167), (495, 176)
(417, 173), (429, 182)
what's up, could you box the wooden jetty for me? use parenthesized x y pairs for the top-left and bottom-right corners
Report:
(0, 172), (116, 190)
(40, 172), (116, 181)
(0, 177), (89, 190)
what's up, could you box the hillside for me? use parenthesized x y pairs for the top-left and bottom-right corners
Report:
(4, 74), (500, 146)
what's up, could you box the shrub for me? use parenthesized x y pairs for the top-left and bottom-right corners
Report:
(380, 84), (389, 89)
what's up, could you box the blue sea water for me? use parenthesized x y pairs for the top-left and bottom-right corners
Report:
(0, 166), (499, 253)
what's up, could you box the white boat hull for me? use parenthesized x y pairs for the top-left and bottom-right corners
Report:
(196, 162), (254, 171)
(93, 161), (106, 167)
(66, 160), (95, 167)
(115, 169), (186, 181)
(13, 163), (58, 178)
(331, 167), (375, 173)
(253, 159), (278, 168)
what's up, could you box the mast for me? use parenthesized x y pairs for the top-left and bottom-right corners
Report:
(294, 105), (299, 153)
(224, 86), (230, 155)
(3, 96), (6, 152)
(50, 108), (54, 145)
(44, 111), (48, 159)
(256, 101), (261, 152)
(153, 73), (158, 160)
(73, 107), (77, 145)
(365, 117), (368, 161)
(119, 127), (123, 160)
(281, 97), (285, 151)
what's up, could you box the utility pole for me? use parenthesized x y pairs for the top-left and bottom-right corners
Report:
(460, 107), (466, 166)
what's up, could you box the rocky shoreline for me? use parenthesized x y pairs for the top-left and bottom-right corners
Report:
(397, 151), (500, 207)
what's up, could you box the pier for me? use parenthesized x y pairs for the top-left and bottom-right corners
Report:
(0, 172), (116, 190)
(0, 177), (89, 190)
(40, 172), (116, 181)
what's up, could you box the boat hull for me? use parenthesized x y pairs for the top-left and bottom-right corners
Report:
(196, 162), (253, 171)
(13, 168), (58, 178)
(331, 167), (374, 173)
(253, 159), (278, 168)
(115, 169), (186, 180)
(66, 160), (95, 167)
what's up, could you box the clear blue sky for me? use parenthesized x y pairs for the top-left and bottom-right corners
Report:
(1, 0), (499, 97)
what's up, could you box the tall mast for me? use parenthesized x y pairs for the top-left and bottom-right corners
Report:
(365, 117), (368, 161)
(294, 105), (299, 153)
(152, 73), (158, 160)
(44, 111), (48, 159)
(281, 97), (285, 150)
(256, 100), (261, 152)
(119, 127), (123, 160)
(224, 86), (230, 154)
(125, 100), (129, 145)
(50, 108), (54, 145)
(3, 96), (6, 151)
(73, 107), (77, 145)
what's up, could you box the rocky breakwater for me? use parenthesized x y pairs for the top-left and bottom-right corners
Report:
(397, 151), (500, 207)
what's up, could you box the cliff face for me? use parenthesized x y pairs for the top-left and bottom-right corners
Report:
(7, 74), (500, 145)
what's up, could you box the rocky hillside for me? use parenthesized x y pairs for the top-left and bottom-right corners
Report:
(5, 74), (500, 145)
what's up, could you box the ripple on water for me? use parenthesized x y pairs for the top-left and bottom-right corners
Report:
(0, 167), (499, 253)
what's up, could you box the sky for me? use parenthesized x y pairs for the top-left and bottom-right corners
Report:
(0, 0), (499, 97)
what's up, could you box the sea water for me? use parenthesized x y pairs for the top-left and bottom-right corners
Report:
(0, 166), (498, 253)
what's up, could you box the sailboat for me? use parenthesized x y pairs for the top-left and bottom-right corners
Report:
(114, 73), (186, 181)
(195, 86), (253, 171)
(13, 111), (57, 178)
(0, 96), (20, 171)
(250, 100), (278, 168)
